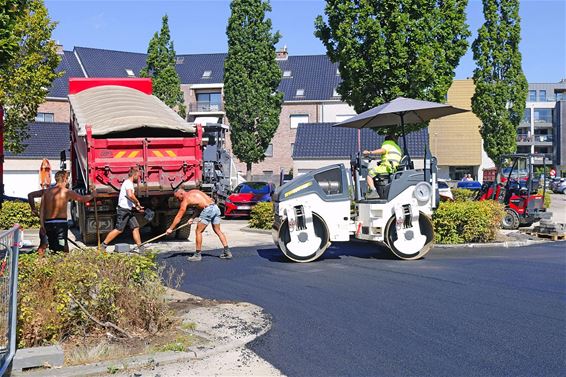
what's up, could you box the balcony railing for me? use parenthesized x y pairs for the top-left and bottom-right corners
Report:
(516, 135), (553, 143)
(189, 101), (224, 113)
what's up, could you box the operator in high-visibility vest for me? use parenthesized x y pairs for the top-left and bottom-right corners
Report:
(363, 134), (403, 198)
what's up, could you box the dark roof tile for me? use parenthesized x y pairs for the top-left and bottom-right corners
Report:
(5, 122), (70, 159)
(48, 51), (85, 98)
(293, 122), (428, 159)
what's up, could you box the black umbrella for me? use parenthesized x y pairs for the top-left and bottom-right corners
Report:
(334, 97), (469, 162)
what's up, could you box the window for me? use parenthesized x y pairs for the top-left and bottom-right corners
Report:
(449, 166), (474, 181)
(264, 144), (273, 157)
(336, 114), (354, 122)
(332, 88), (340, 97)
(176, 57), (185, 64)
(35, 112), (54, 122)
(283, 70), (292, 78)
(125, 69), (135, 77)
(557, 93), (565, 101)
(290, 114), (309, 129)
(196, 92), (222, 111)
(534, 108), (552, 123)
(539, 90), (547, 101)
(522, 108), (531, 124)
(295, 88), (305, 97)
(528, 90), (537, 102)
(202, 70), (212, 79)
(314, 168), (343, 195)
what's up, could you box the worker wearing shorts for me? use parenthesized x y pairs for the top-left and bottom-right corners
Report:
(199, 204), (221, 225)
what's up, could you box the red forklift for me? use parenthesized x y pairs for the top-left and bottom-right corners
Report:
(478, 153), (551, 229)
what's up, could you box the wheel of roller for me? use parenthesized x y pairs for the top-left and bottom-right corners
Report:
(276, 213), (330, 263)
(384, 212), (434, 260)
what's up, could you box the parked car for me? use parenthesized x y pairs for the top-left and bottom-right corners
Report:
(438, 180), (454, 201)
(551, 178), (566, 194)
(223, 182), (275, 218)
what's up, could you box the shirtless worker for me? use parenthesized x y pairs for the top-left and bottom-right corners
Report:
(167, 189), (231, 262)
(41, 170), (95, 252)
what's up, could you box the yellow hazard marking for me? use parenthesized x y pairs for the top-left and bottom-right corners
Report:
(153, 150), (164, 157)
(114, 151), (126, 159)
(284, 181), (312, 198)
(165, 150), (176, 157)
(127, 151), (139, 158)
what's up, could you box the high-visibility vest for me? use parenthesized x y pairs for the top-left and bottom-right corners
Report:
(381, 140), (402, 172)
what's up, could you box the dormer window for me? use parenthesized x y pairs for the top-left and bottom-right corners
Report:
(176, 57), (185, 64)
(283, 70), (292, 78)
(336, 67), (340, 76)
(125, 69), (135, 77)
(202, 70), (212, 79)
(296, 89), (305, 97)
(333, 88), (340, 97)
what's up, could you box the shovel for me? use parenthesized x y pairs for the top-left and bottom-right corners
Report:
(115, 220), (192, 253)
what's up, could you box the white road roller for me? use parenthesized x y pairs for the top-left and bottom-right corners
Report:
(272, 97), (468, 262)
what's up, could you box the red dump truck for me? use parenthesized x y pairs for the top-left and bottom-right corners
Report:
(68, 78), (203, 243)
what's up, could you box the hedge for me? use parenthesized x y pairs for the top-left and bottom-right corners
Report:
(433, 200), (505, 244)
(0, 201), (40, 229)
(451, 188), (477, 202)
(249, 202), (274, 230)
(17, 250), (172, 348)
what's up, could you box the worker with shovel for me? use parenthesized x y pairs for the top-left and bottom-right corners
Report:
(167, 188), (231, 262)
(101, 167), (144, 252)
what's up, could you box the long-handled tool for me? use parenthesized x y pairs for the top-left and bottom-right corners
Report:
(115, 220), (193, 253)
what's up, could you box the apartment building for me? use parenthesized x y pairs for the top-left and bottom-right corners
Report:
(520, 82), (566, 172)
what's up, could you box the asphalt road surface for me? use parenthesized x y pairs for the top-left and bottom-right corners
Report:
(160, 240), (566, 377)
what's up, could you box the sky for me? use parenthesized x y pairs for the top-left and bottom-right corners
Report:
(45, 0), (565, 83)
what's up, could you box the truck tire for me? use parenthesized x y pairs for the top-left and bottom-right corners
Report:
(176, 222), (192, 240)
(501, 208), (520, 230)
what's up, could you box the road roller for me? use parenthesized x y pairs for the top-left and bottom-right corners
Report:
(272, 152), (438, 262)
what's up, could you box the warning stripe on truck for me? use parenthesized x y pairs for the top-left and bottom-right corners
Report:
(112, 150), (177, 158)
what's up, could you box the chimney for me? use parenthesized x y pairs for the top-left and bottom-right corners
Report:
(55, 41), (64, 55)
(276, 45), (288, 60)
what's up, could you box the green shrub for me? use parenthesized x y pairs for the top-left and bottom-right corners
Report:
(249, 202), (274, 230)
(0, 201), (40, 229)
(451, 188), (477, 202)
(433, 200), (505, 244)
(17, 250), (172, 348)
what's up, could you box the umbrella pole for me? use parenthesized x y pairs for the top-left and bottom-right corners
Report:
(400, 113), (411, 167)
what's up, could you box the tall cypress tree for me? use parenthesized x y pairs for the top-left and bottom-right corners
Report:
(224, 0), (283, 179)
(140, 15), (186, 118)
(471, 0), (528, 162)
(315, 0), (470, 135)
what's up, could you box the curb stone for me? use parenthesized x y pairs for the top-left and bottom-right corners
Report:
(435, 239), (551, 249)
(241, 226), (272, 235)
(14, 293), (272, 377)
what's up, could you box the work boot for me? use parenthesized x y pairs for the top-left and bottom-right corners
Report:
(219, 249), (232, 259)
(187, 252), (202, 262)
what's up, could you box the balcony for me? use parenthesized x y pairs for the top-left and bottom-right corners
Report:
(534, 135), (553, 145)
(516, 135), (532, 144)
(188, 101), (224, 114)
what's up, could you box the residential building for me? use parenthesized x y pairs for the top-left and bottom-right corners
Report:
(428, 79), (489, 181)
(521, 82), (566, 172)
(4, 122), (69, 198)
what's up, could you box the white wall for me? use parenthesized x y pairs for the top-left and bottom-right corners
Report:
(319, 103), (356, 123)
(4, 158), (69, 198)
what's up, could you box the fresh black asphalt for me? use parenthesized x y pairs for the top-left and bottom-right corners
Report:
(159, 240), (566, 377)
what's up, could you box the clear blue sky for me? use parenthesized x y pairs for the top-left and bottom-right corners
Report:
(46, 0), (565, 82)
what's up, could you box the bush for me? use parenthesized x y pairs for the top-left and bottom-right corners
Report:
(433, 200), (505, 244)
(452, 188), (477, 202)
(249, 202), (274, 230)
(17, 250), (172, 348)
(0, 201), (40, 229)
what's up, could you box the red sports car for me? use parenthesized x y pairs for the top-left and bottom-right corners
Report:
(223, 182), (275, 218)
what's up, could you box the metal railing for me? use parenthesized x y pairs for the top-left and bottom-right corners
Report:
(516, 135), (554, 143)
(0, 226), (21, 376)
(188, 101), (224, 113)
